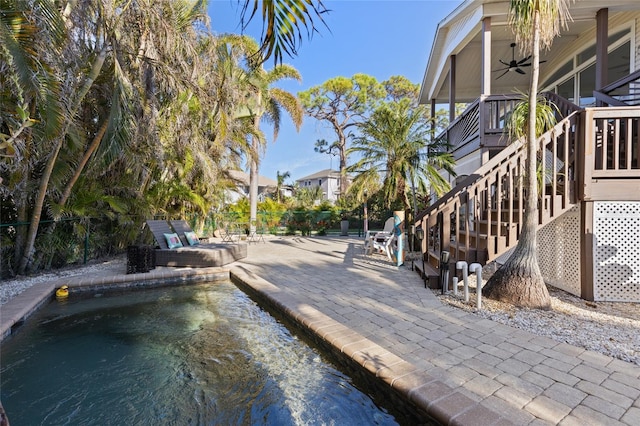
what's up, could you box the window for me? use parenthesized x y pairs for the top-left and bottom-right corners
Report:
(541, 26), (632, 105)
(579, 63), (596, 107)
(557, 77), (575, 103)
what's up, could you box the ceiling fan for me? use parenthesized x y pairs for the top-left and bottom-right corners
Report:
(494, 42), (542, 79)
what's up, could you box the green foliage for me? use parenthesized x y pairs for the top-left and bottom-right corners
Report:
(505, 93), (559, 141)
(292, 186), (324, 207)
(258, 198), (287, 227)
(227, 198), (251, 223)
(348, 100), (455, 209)
(299, 73), (387, 198)
(239, 0), (329, 64)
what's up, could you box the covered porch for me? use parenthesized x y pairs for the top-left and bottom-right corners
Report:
(416, 0), (640, 301)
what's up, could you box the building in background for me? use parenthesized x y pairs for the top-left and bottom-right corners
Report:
(226, 170), (277, 203)
(295, 169), (347, 203)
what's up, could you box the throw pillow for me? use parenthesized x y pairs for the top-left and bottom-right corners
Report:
(184, 231), (200, 246)
(164, 232), (183, 249)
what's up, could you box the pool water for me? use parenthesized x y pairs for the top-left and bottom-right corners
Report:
(1, 282), (400, 425)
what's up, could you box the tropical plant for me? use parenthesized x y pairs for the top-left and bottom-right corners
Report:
(292, 186), (324, 207)
(482, 0), (572, 309)
(258, 198), (287, 227)
(275, 170), (290, 202)
(348, 101), (455, 212)
(1, 0), (329, 276)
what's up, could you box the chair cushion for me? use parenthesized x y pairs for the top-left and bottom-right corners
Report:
(184, 231), (200, 246)
(164, 233), (183, 249)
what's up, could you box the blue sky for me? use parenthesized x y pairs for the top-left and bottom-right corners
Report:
(207, 0), (463, 182)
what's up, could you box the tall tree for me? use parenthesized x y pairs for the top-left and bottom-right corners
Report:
(2, 0), (328, 275)
(299, 74), (386, 199)
(482, 0), (572, 308)
(348, 101), (454, 211)
(13, 0), (215, 274)
(240, 43), (303, 232)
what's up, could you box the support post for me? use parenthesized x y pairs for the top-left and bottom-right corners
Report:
(393, 210), (405, 267)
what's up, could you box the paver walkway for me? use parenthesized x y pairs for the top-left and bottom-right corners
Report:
(234, 236), (640, 425)
(2, 235), (640, 425)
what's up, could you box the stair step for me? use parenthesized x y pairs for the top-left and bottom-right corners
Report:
(413, 261), (440, 289)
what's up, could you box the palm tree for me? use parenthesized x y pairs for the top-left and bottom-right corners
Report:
(482, 0), (572, 309)
(275, 170), (291, 202)
(240, 42), (303, 232)
(13, 0), (215, 274)
(348, 101), (454, 211)
(3, 0), (326, 275)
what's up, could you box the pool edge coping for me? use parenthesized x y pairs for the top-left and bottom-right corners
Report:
(229, 265), (515, 426)
(0, 266), (229, 340)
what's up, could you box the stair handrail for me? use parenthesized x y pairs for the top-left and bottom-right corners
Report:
(415, 109), (581, 225)
(593, 69), (640, 106)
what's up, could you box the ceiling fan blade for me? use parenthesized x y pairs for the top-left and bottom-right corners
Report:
(517, 55), (532, 65)
(516, 68), (526, 75)
(518, 59), (546, 67)
(499, 59), (510, 67)
(493, 67), (510, 72)
(496, 69), (510, 79)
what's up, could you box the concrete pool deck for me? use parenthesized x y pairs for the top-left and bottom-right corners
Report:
(2, 235), (640, 425)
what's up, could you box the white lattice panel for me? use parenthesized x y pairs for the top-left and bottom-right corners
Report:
(593, 202), (640, 302)
(539, 206), (581, 296)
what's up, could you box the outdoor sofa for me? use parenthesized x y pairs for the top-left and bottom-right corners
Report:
(146, 220), (247, 267)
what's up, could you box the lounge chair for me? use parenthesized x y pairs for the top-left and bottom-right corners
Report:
(146, 220), (247, 267)
(364, 217), (397, 260)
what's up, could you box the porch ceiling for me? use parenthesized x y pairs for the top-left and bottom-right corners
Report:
(420, 0), (640, 104)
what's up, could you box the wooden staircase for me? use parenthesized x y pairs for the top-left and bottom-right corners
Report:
(415, 109), (581, 275)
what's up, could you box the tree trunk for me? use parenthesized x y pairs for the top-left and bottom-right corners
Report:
(337, 128), (347, 199)
(249, 97), (262, 234)
(17, 135), (65, 274)
(17, 46), (107, 275)
(482, 216), (550, 309)
(482, 8), (550, 309)
(58, 117), (109, 206)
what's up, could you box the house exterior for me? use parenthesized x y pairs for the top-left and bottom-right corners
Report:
(295, 169), (344, 203)
(416, 0), (640, 302)
(226, 170), (277, 203)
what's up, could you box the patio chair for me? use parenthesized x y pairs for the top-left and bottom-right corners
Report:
(247, 224), (267, 244)
(218, 222), (241, 244)
(364, 217), (396, 260)
(146, 220), (247, 267)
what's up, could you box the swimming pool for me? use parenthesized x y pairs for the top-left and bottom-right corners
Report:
(1, 282), (400, 425)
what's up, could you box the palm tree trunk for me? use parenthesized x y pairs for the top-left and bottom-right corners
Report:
(482, 8), (550, 309)
(17, 46), (107, 275)
(249, 132), (259, 233)
(58, 117), (109, 207)
(249, 87), (262, 234)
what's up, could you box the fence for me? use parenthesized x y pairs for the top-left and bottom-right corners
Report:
(1, 210), (384, 277)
